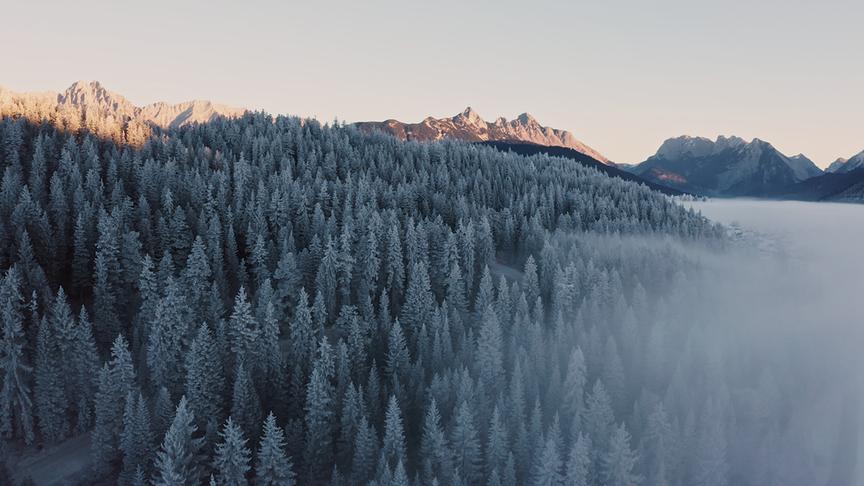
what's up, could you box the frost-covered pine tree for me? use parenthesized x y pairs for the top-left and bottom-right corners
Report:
(564, 432), (591, 486)
(213, 416), (252, 486)
(0, 268), (34, 444)
(255, 412), (295, 486)
(351, 414), (378, 484)
(120, 391), (153, 483)
(381, 395), (406, 468)
(304, 340), (336, 482)
(602, 423), (640, 486)
(35, 313), (67, 442)
(92, 335), (136, 476)
(153, 396), (204, 486)
(451, 400), (482, 484)
(185, 323), (225, 430)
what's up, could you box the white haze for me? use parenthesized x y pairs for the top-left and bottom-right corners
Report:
(686, 199), (863, 485)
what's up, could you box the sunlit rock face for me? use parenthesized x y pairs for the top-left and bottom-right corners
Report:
(356, 106), (611, 164)
(0, 80), (246, 130)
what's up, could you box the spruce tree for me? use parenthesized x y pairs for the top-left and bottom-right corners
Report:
(564, 433), (591, 486)
(93, 210), (121, 346)
(231, 361), (262, 441)
(351, 414), (378, 484)
(304, 340), (336, 482)
(531, 432), (562, 486)
(35, 314), (67, 442)
(153, 396), (204, 486)
(421, 398), (451, 483)
(92, 335), (136, 476)
(486, 404), (508, 478)
(450, 400), (482, 484)
(602, 423), (640, 486)
(255, 412), (296, 486)
(213, 416), (252, 486)
(120, 391), (153, 484)
(228, 287), (259, 363)
(185, 323), (225, 430)
(476, 305), (503, 393)
(0, 268), (34, 444)
(381, 395), (406, 468)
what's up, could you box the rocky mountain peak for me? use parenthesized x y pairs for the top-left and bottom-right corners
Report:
(356, 108), (610, 164)
(0, 81), (246, 138)
(455, 106), (484, 125)
(516, 112), (538, 125)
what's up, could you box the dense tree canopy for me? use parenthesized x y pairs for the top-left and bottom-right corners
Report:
(0, 111), (815, 486)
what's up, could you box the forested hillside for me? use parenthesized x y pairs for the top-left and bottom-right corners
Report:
(1, 111), (827, 486)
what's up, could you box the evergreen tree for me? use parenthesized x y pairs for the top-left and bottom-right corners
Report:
(304, 340), (336, 482)
(228, 287), (259, 363)
(35, 314), (67, 442)
(147, 277), (190, 395)
(450, 400), (482, 484)
(184, 236), (212, 318)
(531, 431), (562, 486)
(153, 396), (204, 486)
(214, 416), (252, 486)
(231, 361), (261, 441)
(93, 210), (121, 346)
(602, 423), (640, 486)
(385, 320), (410, 386)
(583, 379), (614, 454)
(564, 433), (591, 486)
(486, 404), (508, 477)
(185, 323), (225, 430)
(288, 288), (315, 376)
(120, 391), (153, 484)
(315, 239), (339, 319)
(561, 347), (587, 434)
(255, 412), (296, 486)
(421, 398), (451, 483)
(400, 261), (432, 331)
(0, 268), (34, 444)
(476, 305), (504, 393)
(351, 414), (378, 484)
(381, 395), (406, 468)
(72, 308), (99, 431)
(92, 335), (136, 476)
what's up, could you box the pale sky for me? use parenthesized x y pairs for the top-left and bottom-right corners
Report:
(5, 0), (862, 166)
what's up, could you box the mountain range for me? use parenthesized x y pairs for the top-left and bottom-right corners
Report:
(625, 135), (864, 201)
(0, 81), (246, 139)
(626, 135), (823, 196)
(825, 149), (864, 174)
(1, 81), (861, 202)
(356, 107), (611, 164)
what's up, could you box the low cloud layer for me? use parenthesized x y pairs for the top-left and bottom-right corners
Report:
(686, 199), (862, 485)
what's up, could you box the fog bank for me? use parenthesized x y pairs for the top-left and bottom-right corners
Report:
(687, 199), (862, 485)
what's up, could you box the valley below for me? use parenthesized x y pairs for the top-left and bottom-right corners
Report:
(685, 199), (862, 485)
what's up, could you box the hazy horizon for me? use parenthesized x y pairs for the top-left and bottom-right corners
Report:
(6, 0), (863, 166)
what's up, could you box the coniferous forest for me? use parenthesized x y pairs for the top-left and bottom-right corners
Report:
(0, 109), (843, 485)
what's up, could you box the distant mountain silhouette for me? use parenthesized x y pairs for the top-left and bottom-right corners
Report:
(769, 167), (864, 202)
(628, 135), (823, 197)
(825, 148), (864, 174)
